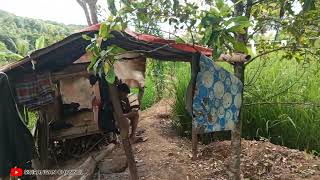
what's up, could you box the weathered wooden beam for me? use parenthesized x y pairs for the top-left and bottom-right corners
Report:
(188, 53), (200, 161)
(51, 63), (89, 80)
(107, 84), (138, 180)
(52, 71), (88, 81)
(51, 124), (101, 140)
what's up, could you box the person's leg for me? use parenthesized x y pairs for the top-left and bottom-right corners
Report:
(129, 111), (139, 141)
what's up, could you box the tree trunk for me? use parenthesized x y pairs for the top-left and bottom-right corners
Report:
(86, 0), (98, 24)
(76, 0), (92, 25)
(230, 63), (244, 180)
(229, 0), (252, 179)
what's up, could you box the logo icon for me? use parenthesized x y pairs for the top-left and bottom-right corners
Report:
(10, 167), (23, 177)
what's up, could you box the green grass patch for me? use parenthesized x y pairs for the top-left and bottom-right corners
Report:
(162, 54), (320, 153)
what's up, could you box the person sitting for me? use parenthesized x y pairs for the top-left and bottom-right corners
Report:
(117, 83), (141, 143)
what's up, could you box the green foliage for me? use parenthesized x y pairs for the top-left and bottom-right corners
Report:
(85, 18), (127, 83)
(0, 10), (83, 65)
(243, 53), (320, 153)
(27, 111), (38, 131)
(140, 65), (157, 110)
(35, 36), (46, 50)
(170, 63), (192, 137)
(107, 0), (117, 16)
(302, 0), (316, 11)
(15, 39), (29, 56)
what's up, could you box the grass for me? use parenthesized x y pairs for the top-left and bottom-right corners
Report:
(243, 55), (320, 154)
(141, 54), (320, 154)
(170, 62), (192, 137)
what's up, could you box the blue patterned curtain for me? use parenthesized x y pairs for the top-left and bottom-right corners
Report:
(192, 54), (243, 133)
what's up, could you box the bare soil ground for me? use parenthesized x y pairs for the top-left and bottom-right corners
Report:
(130, 99), (319, 180)
(96, 99), (319, 179)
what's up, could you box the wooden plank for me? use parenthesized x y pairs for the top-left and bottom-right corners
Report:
(51, 124), (101, 140)
(52, 71), (88, 81)
(51, 63), (89, 80)
(50, 111), (101, 140)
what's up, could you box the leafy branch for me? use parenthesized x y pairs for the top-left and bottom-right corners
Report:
(245, 46), (290, 66)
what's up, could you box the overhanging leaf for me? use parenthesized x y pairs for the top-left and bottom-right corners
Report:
(87, 56), (98, 71)
(104, 61), (110, 73)
(225, 16), (250, 28)
(99, 23), (109, 39)
(234, 41), (248, 53)
(105, 67), (116, 84)
(203, 27), (213, 45)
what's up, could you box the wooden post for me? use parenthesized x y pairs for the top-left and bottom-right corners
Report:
(187, 53), (200, 160)
(191, 127), (199, 160)
(38, 108), (49, 169)
(108, 84), (138, 180)
(230, 63), (245, 180)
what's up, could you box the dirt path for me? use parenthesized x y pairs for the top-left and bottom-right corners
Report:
(134, 99), (195, 180)
(98, 99), (320, 180)
(134, 99), (320, 180)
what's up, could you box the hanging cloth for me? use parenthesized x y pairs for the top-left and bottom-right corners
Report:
(15, 72), (54, 110)
(192, 54), (243, 133)
(0, 72), (34, 177)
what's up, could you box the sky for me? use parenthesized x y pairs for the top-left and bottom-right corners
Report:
(0, 0), (106, 25)
(0, 0), (302, 28)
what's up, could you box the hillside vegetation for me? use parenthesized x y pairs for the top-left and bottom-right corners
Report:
(0, 10), (84, 65)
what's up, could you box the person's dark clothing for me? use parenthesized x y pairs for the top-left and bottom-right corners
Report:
(89, 74), (117, 133)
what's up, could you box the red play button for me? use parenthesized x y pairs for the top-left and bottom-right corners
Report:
(10, 167), (23, 177)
